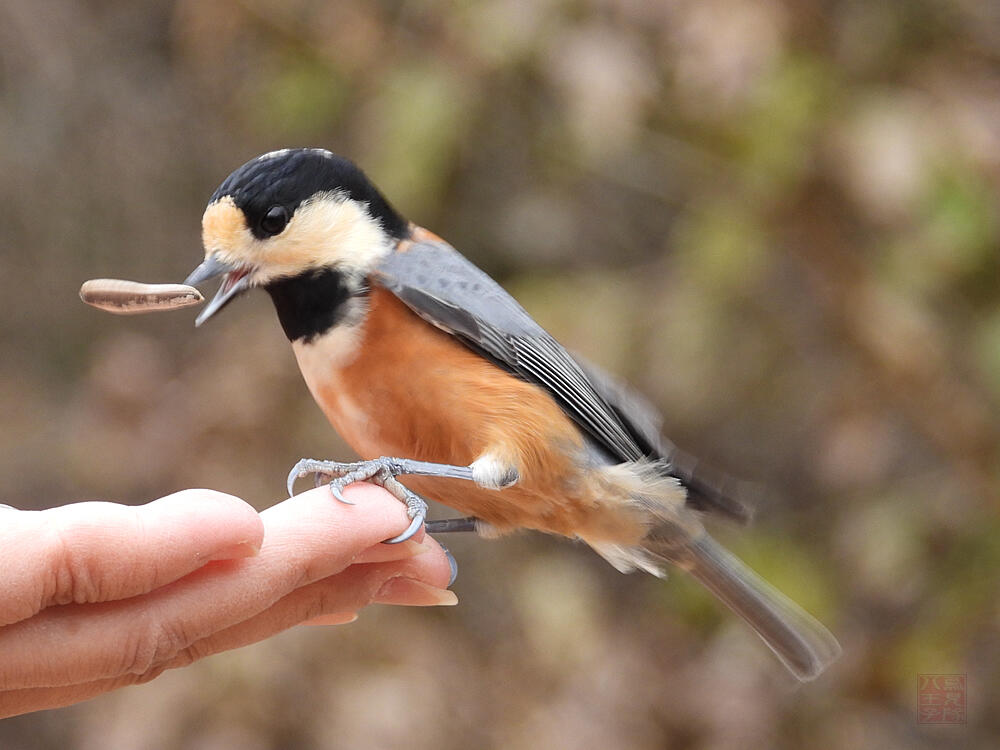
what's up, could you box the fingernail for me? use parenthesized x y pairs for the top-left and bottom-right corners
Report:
(207, 540), (261, 561)
(441, 544), (458, 586)
(353, 539), (433, 564)
(301, 612), (359, 626)
(373, 578), (458, 606)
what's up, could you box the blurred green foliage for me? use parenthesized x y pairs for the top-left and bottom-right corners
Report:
(1, 0), (999, 748)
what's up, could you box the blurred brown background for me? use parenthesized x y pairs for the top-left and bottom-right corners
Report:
(2, 0), (999, 747)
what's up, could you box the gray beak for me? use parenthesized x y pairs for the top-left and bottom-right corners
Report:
(184, 256), (253, 327)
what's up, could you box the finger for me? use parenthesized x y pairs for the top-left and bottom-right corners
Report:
(161, 554), (456, 668)
(0, 485), (442, 690)
(0, 552), (454, 717)
(0, 548), (457, 718)
(0, 490), (263, 626)
(256, 483), (420, 570)
(0, 673), (152, 719)
(351, 538), (435, 564)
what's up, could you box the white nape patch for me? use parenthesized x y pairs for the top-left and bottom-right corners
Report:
(249, 192), (393, 285)
(471, 453), (519, 490)
(291, 322), (364, 391)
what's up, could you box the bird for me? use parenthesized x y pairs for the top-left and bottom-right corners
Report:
(184, 147), (841, 681)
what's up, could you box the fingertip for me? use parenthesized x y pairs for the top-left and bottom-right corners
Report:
(369, 539), (457, 595)
(352, 538), (435, 564)
(279, 484), (416, 544)
(372, 578), (458, 606)
(419, 537), (457, 590)
(165, 488), (257, 517)
(153, 489), (265, 558)
(172, 488), (264, 535)
(441, 544), (458, 587)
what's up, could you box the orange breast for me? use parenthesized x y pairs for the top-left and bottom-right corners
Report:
(297, 285), (644, 542)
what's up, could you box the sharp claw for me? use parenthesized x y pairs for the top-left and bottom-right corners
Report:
(329, 480), (356, 505)
(288, 459), (324, 497)
(286, 466), (301, 497)
(383, 514), (425, 545)
(287, 457), (439, 543)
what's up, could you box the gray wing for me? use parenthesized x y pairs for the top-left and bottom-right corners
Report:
(374, 238), (750, 522)
(375, 239), (645, 463)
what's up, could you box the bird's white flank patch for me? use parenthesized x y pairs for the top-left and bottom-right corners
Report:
(471, 453), (519, 490)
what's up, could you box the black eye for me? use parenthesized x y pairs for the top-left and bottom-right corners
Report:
(260, 205), (289, 236)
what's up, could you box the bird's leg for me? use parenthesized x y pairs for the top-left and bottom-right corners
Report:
(287, 456), (517, 543)
(425, 517), (480, 533)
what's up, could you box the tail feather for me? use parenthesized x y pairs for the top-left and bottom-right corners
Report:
(667, 448), (755, 525)
(593, 532), (841, 681)
(677, 534), (840, 680)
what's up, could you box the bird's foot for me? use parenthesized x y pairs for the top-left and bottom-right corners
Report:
(287, 455), (510, 543)
(288, 458), (430, 544)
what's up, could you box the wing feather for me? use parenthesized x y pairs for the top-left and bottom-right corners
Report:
(374, 237), (751, 522)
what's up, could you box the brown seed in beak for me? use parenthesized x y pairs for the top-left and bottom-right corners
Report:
(79, 279), (204, 315)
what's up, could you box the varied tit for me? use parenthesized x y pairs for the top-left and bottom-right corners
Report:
(185, 148), (840, 681)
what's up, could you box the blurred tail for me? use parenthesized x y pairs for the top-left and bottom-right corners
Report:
(594, 531), (841, 681)
(676, 534), (841, 680)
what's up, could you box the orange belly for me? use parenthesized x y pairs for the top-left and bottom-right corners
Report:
(293, 286), (644, 542)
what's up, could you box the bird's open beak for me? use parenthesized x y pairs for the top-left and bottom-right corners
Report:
(184, 255), (253, 327)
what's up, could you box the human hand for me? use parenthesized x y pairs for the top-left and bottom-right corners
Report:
(0, 484), (456, 718)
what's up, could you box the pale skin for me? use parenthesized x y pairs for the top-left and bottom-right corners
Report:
(0, 484), (457, 718)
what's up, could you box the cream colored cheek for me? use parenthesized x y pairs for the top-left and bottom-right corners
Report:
(201, 198), (253, 258)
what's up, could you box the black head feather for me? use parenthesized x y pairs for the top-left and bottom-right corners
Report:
(210, 148), (409, 241)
